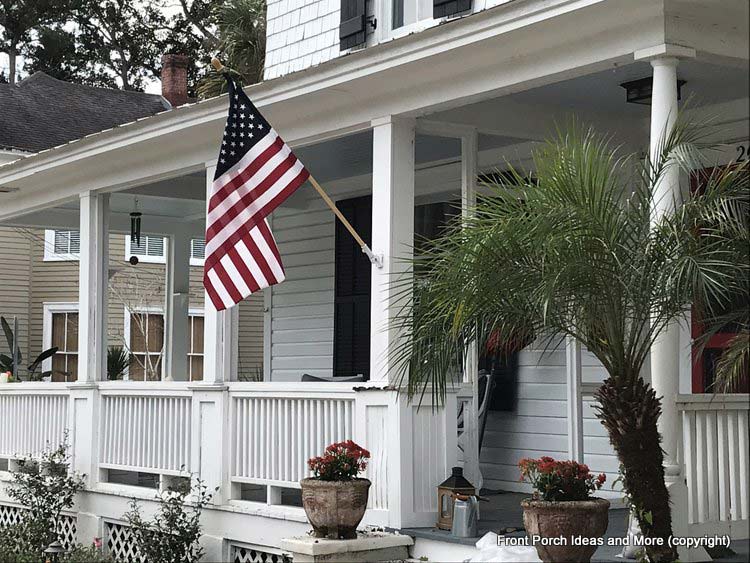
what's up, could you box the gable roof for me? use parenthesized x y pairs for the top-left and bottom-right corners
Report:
(0, 72), (171, 153)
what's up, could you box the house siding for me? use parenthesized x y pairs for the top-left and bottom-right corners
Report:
(270, 200), (336, 381)
(1, 228), (263, 379)
(0, 227), (33, 363)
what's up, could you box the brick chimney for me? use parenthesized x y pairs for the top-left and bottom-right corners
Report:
(161, 54), (190, 107)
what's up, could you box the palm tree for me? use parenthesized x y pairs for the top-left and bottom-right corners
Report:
(390, 122), (748, 562)
(196, 0), (266, 99)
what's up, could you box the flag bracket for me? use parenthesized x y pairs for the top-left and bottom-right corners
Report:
(362, 246), (383, 269)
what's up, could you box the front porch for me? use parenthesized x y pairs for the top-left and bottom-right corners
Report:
(0, 0), (748, 559)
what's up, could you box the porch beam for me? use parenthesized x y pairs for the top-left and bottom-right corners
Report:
(202, 164), (238, 384)
(164, 231), (191, 381)
(369, 116), (416, 383)
(77, 192), (109, 383)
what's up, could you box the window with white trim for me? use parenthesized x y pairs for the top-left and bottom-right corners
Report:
(124, 236), (206, 266)
(42, 303), (79, 382)
(44, 230), (80, 261)
(188, 315), (204, 380)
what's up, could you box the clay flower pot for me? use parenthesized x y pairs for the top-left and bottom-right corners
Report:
(521, 498), (610, 562)
(300, 478), (371, 539)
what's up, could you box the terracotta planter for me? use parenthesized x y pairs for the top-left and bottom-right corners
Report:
(300, 478), (371, 539)
(521, 498), (610, 562)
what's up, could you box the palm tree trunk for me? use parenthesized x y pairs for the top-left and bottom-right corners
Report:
(595, 376), (678, 562)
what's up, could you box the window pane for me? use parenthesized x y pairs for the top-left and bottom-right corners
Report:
(51, 313), (66, 350)
(130, 355), (146, 381)
(191, 316), (204, 353)
(191, 238), (205, 260)
(146, 355), (162, 381)
(66, 313), (78, 351)
(130, 314), (147, 353)
(69, 231), (80, 253)
(54, 231), (70, 254)
(147, 314), (164, 353)
(393, 0), (404, 28)
(67, 354), (78, 381)
(146, 236), (165, 257)
(52, 355), (66, 380)
(189, 357), (203, 381)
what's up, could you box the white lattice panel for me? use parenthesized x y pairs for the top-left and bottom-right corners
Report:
(105, 521), (145, 563)
(231, 543), (285, 563)
(0, 504), (77, 549)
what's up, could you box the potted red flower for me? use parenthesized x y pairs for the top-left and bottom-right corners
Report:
(519, 456), (609, 562)
(301, 440), (371, 539)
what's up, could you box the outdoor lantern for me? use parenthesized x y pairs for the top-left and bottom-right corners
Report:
(620, 76), (686, 105)
(436, 466), (476, 530)
(43, 540), (66, 563)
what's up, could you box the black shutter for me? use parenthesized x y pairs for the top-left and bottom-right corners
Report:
(333, 196), (372, 379)
(433, 0), (472, 19)
(339, 0), (367, 50)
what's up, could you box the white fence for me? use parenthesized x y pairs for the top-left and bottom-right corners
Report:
(679, 393), (750, 539)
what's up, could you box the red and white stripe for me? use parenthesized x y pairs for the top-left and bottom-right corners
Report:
(204, 128), (309, 310)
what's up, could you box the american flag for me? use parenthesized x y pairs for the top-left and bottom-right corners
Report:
(204, 75), (310, 311)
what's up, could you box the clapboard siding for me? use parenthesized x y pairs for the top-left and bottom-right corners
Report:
(480, 340), (621, 496)
(270, 201), (336, 381)
(0, 227), (33, 364)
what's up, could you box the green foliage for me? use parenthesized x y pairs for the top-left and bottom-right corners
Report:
(123, 477), (215, 563)
(0, 537), (112, 563)
(196, 0), (266, 99)
(0, 315), (58, 380)
(3, 440), (85, 555)
(107, 345), (130, 380)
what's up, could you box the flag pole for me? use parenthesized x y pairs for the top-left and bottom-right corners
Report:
(211, 57), (383, 268)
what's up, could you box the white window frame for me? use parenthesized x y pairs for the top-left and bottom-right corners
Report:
(189, 238), (205, 267)
(124, 235), (167, 264)
(124, 235), (206, 266)
(42, 302), (79, 373)
(123, 306), (205, 381)
(43, 229), (80, 261)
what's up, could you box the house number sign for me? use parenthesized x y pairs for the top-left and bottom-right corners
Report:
(735, 142), (749, 163)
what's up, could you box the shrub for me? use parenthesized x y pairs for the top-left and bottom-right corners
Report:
(519, 456), (605, 502)
(5, 440), (85, 553)
(123, 477), (214, 563)
(307, 440), (370, 481)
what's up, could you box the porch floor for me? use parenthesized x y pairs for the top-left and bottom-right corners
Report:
(401, 491), (750, 562)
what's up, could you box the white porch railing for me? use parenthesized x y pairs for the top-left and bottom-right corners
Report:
(0, 381), (457, 531)
(679, 393), (750, 539)
(0, 384), (69, 458)
(99, 386), (192, 475)
(228, 383), (355, 487)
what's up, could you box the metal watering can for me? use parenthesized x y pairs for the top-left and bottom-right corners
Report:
(451, 493), (480, 538)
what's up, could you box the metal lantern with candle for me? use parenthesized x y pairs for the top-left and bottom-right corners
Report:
(436, 466), (476, 530)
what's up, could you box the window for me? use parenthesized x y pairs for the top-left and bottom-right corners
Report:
(42, 303), (79, 382)
(126, 309), (204, 381)
(127, 310), (164, 381)
(188, 315), (204, 380)
(124, 236), (206, 266)
(125, 235), (166, 263)
(44, 230), (80, 261)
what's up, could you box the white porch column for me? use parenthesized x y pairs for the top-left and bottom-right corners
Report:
(202, 164), (238, 384)
(637, 44), (708, 562)
(164, 231), (191, 381)
(369, 116), (415, 382)
(78, 191), (109, 382)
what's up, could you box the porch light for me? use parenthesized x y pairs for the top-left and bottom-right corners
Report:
(620, 76), (686, 105)
(436, 466), (476, 530)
